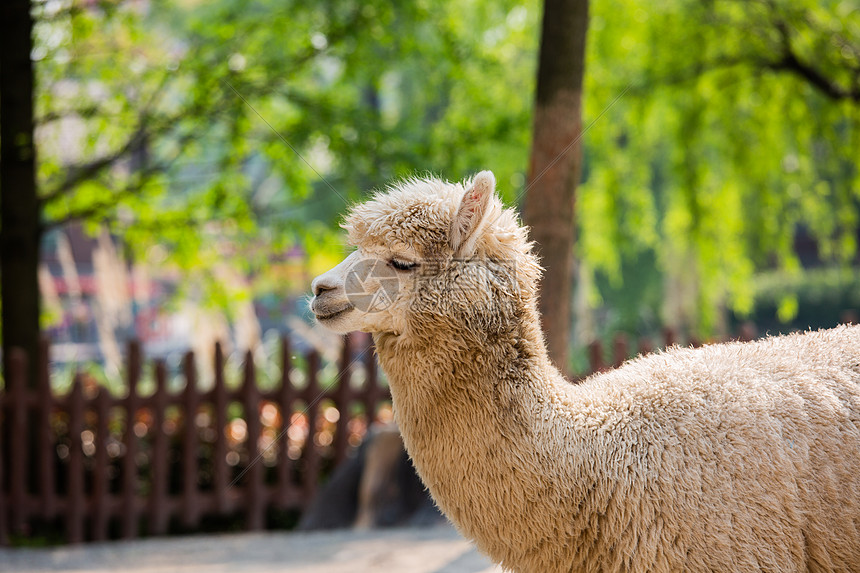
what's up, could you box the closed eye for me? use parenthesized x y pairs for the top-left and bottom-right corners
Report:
(389, 258), (418, 271)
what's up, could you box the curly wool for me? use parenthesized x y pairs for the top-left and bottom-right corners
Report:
(342, 174), (860, 572)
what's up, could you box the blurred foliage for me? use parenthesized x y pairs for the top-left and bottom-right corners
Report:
(734, 267), (860, 332)
(35, 0), (538, 318)
(34, 0), (860, 337)
(581, 0), (860, 336)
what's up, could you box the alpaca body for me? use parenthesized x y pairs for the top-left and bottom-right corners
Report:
(310, 172), (860, 572)
(378, 325), (860, 572)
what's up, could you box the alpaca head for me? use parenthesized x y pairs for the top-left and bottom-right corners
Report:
(310, 171), (541, 338)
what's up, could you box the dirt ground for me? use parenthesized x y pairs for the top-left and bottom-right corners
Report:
(0, 525), (503, 573)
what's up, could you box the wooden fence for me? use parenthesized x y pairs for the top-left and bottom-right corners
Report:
(0, 320), (824, 545)
(0, 333), (388, 545)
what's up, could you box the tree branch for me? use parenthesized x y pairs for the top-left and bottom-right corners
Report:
(40, 123), (150, 205)
(764, 18), (860, 102)
(686, 0), (860, 102)
(621, 56), (756, 96)
(39, 70), (173, 204)
(767, 51), (860, 102)
(36, 104), (103, 125)
(42, 128), (198, 231)
(37, 6), (365, 228)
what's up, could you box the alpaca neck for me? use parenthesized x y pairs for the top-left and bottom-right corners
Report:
(372, 305), (585, 558)
(374, 300), (560, 416)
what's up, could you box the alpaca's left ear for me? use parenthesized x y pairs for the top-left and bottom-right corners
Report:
(451, 170), (495, 257)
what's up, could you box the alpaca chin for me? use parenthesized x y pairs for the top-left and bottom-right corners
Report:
(314, 308), (358, 334)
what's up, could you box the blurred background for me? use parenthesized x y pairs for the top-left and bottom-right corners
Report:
(1, 0), (859, 548)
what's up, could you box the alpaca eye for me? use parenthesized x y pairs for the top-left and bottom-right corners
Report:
(389, 259), (418, 271)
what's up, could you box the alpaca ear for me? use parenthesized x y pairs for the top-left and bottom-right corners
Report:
(451, 171), (495, 257)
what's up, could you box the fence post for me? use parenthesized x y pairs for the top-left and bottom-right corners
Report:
(362, 341), (380, 422)
(612, 334), (629, 368)
(212, 343), (229, 514)
(181, 352), (199, 529)
(149, 360), (169, 536)
(737, 322), (757, 342)
(302, 351), (321, 505)
(275, 337), (295, 508)
(663, 327), (677, 348)
(67, 375), (85, 544)
(37, 338), (56, 521)
(8, 349), (29, 537)
(121, 341), (141, 539)
(333, 337), (352, 465)
(91, 387), (110, 542)
(242, 350), (264, 531)
(587, 340), (605, 374)
(0, 397), (6, 546)
(637, 337), (654, 357)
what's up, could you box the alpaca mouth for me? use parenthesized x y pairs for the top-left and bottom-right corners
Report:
(314, 304), (353, 321)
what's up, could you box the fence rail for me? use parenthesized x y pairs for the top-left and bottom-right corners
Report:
(0, 334), (387, 545)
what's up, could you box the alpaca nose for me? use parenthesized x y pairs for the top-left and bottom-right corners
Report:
(312, 276), (338, 297)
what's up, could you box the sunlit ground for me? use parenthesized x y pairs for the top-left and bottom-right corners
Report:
(0, 526), (502, 573)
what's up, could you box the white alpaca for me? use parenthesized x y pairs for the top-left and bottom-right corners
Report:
(311, 171), (860, 572)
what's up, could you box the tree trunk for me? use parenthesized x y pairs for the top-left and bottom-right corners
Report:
(523, 0), (589, 376)
(1, 0), (41, 386)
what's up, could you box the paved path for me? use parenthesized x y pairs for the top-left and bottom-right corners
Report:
(0, 526), (502, 573)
